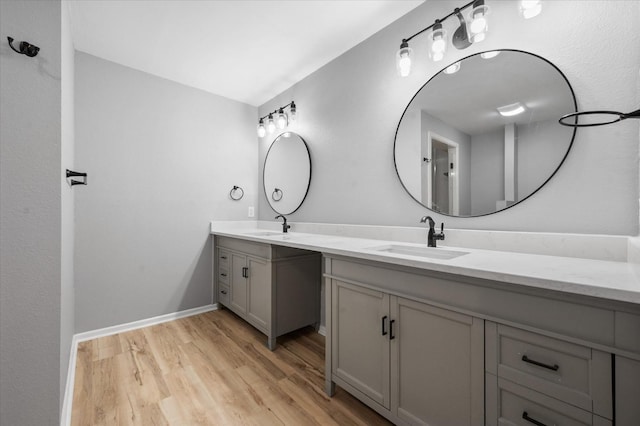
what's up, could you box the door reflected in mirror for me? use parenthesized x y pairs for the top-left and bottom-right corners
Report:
(263, 132), (311, 215)
(394, 50), (577, 217)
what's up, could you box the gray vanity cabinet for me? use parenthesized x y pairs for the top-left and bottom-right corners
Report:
(229, 252), (268, 328)
(215, 236), (321, 350)
(330, 276), (484, 426)
(331, 280), (390, 408)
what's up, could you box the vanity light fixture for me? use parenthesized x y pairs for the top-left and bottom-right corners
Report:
(444, 61), (461, 74)
(520, 0), (542, 19)
(396, 0), (540, 77)
(256, 101), (297, 138)
(481, 50), (500, 59)
(497, 102), (526, 117)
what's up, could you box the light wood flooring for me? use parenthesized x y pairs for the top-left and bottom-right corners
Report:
(71, 308), (392, 425)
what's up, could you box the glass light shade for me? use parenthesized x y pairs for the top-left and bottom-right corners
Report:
(267, 114), (276, 133)
(520, 0), (542, 19)
(289, 103), (297, 121)
(396, 41), (412, 77)
(276, 110), (287, 129)
(469, 4), (489, 43)
(428, 26), (447, 62)
(257, 121), (266, 138)
(444, 62), (461, 74)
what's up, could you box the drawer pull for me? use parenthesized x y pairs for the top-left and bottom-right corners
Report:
(522, 411), (547, 426)
(220, 273), (227, 277)
(220, 256), (227, 260)
(242, 267), (248, 278)
(220, 290), (227, 295)
(521, 355), (559, 371)
(381, 316), (388, 336)
(389, 319), (396, 340)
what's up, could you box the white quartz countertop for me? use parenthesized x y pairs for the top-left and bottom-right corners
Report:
(210, 225), (640, 306)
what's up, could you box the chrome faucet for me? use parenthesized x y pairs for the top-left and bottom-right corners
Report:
(275, 214), (291, 233)
(420, 216), (445, 247)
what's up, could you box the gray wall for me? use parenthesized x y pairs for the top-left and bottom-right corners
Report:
(470, 129), (504, 216)
(258, 0), (640, 236)
(74, 53), (258, 332)
(0, 0), (63, 424)
(61, 0), (75, 411)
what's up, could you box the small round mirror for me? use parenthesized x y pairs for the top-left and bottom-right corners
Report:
(263, 132), (311, 215)
(394, 50), (577, 217)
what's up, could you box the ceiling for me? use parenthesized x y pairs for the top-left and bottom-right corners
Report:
(67, 0), (424, 106)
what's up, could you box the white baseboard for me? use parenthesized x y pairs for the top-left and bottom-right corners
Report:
(60, 304), (218, 426)
(318, 325), (326, 336)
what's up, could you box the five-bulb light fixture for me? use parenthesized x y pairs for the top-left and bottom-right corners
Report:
(396, 0), (542, 77)
(257, 101), (297, 138)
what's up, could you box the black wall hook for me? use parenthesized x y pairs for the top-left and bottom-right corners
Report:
(66, 169), (87, 186)
(7, 36), (40, 57)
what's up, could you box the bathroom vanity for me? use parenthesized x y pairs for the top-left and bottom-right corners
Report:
(215, 235), (321, 350)
(211, 226), (640, 426)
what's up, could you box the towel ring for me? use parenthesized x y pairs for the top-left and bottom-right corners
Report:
(559, 108), (640, 127)
(272, 188), (283, 201)
(229, 185), (244, 201)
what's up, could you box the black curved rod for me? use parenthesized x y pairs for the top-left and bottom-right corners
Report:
(559, 108), (640, 127)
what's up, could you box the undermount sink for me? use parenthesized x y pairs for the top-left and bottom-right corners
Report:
(368, 244), (469, 260)
(242, 231), (284, 237)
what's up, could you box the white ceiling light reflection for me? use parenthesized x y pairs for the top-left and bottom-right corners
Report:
(497, 102), (526, 117)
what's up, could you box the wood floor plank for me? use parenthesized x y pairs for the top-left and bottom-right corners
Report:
(71, 309), (392, 425)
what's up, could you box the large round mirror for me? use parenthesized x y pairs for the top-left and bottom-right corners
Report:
(264, 132), (311, 215)
(394, 50), (577, 217)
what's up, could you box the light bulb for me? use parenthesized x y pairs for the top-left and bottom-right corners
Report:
(276, 108), (287, 129)
(396, 40), (412, 77)
(267, 114), (276, 133)
(428, 21), (447, 62)
(469, 1), (489, 43)
(444, 62), (461, 74)
(289, 102), (297, 121)
(520, 0), (542, 19)
(257, 119), (266, 138)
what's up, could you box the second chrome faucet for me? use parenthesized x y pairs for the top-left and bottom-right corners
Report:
(420, 216), (445, 247)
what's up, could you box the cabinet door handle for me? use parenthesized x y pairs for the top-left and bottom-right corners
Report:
(389, 319), (395, 340)
(220, 290), (227, 295)
(242, 267), (248, 278)
(220, 273), (227, 277)
(381, 316), (388, 336)
(522, 411), (547, 426)
(221, 256), (227, 260)
(521, 355), (559, 371)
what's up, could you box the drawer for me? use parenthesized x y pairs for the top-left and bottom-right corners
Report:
(218, 267), (229, 285)
(486, 323), (612, 417)
(218, 250), (230, 268)
(493, 377), (609, 426)
(218, 284), (230, 305)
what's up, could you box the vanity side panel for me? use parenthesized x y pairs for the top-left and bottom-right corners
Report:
(328, 257), (614, 347)
(274, 254), (321, 336)
(615, 356), (640, 425)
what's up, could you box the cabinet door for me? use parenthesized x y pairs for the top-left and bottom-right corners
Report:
(247, 256), (269, 332)
(230, 253), (247, 315)
(616, 356), (640, 426)
(331, 280), (390, 409)
(392, 296), (484, 426)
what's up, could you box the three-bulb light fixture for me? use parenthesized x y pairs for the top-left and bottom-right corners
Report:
(396, 0), (542, 77)
(257, 101), (297, 138)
